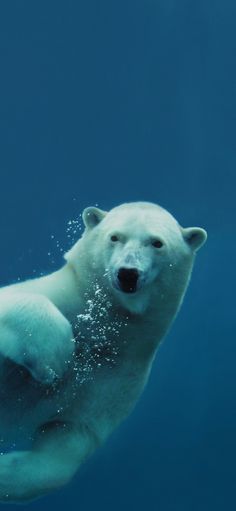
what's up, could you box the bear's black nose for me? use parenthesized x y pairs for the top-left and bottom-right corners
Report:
(117, 268), (139, 293)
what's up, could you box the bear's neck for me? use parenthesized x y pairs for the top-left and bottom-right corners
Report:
(37, 261), (190, 366)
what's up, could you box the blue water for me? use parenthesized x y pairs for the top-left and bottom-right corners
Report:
(0, 0), (235, 509)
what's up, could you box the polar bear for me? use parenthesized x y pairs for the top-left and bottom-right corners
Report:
(0, 202), (207, 502)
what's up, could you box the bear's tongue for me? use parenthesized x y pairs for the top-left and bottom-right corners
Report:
(119, 276), (137, 293)
(121, 283), (136, 293)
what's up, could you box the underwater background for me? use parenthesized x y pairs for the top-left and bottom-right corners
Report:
(0, 0), (235, 509)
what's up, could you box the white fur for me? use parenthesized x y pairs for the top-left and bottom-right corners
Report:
(0, 201), (207, 502)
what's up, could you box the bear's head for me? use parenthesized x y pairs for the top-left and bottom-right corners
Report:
(65, 202), (207, 315)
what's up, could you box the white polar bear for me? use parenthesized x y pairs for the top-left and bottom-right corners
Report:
(0, 202), (207, 502)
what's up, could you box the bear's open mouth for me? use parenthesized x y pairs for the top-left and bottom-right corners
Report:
(117, 268), (139, 294)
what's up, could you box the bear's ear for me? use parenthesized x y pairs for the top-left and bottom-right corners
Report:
(82, 207), (107, 229)
(182, 227), (207, 252)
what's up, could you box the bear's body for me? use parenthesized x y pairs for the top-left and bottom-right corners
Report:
(0, 202), (207, 502)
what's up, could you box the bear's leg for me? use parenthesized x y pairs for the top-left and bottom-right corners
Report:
(0, 421), (97, 502)
(0, 292), (75, 384)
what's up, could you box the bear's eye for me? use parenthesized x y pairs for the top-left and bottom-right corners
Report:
(152, 239), (164, 248)
(110, 235), (119, 242)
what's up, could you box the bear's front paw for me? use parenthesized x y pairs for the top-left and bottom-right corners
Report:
(22, 354), (68, 385)
(0, 292), (75, 384)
